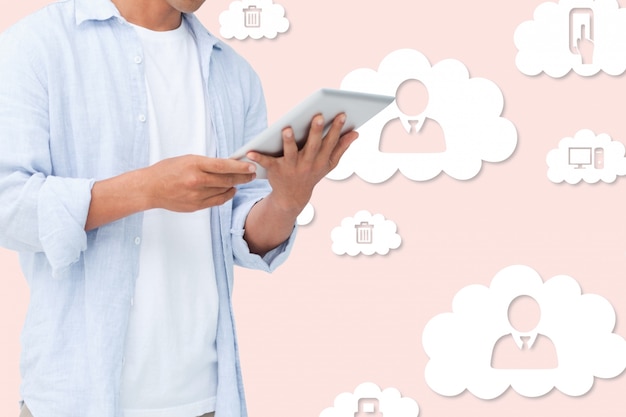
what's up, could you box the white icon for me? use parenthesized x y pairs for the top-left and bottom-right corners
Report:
(327, 49), (517, 183)
(423, 265), (626, 399)
(379, 79), (446, 154)
(219, 0), (289, 40)
(355, 398), (382, 417)
(243, 5), (261, 28)
(515, 0), (626, 77)
(491, 295), (558, 370)
(547, 129), (626, 184)
(296, 203), (315, 226)
(331, 211), (401, 256)
(319, 383), (419, 417)
(569, 8), (594, 65)
(355, 222), (374, 244)
(568, 147), (593, 169)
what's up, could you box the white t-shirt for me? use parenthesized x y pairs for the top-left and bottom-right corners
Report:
(120, 20), (219, 417)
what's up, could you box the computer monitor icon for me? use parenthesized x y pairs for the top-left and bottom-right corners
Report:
(568, 147), (592, 169)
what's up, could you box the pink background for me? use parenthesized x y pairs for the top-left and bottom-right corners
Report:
(1, 0), (625, 416)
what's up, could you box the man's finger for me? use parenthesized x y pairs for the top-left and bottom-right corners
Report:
(301, 114), (325, 162)
(199, 187), (238, 209)
(282, 127), (298, 163)
(320, 113), (347, 155)
(329, 131), (359, 169)
(196, 155), (257, 174)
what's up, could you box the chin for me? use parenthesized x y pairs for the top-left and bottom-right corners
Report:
(172, 0), (206, 13)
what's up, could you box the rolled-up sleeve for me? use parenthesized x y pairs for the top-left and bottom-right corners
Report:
(226, 62), (297, 272)
(0, 27), (94, 276)
(229, 180), (297, 273)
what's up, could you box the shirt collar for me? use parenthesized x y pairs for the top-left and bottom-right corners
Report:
(74, 0), (222, 51)
(183, 13), (222, 50)
(75, 0), (121, 25)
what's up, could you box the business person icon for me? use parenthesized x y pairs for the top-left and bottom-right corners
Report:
(378, 79), (446, 154)
(491, 295), (558, 370)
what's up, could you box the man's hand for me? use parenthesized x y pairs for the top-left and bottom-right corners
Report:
(247, 113), (359, 215)
(143, 155), (257, 212)
(85, 155), (256, 231)
(243, 113), (359, 255)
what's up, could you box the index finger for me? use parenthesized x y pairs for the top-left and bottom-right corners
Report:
(197, 156), (257, 174)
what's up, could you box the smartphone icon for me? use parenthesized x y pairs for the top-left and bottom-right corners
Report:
(594, 147), (604, 169)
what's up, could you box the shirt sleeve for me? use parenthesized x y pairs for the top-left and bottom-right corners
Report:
(227, 62), (297, 273)
(0, 27), (94, 277)
(230, 179), (297, 273)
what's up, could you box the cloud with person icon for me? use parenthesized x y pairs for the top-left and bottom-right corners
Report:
(219, 0), (289, 40)
(331, 210), (401, 256)
(514, 0), (626, 77)
(326, 48), (517, 183)
(546, 129), (626, 184)
(423, 264), (626, 399)
(319, 382), (419, 417)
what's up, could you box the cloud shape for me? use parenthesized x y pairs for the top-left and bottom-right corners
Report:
(297, 203), (315, 226)
(546, 129), (626, 184)
(423, 265), (626, 399)
(320, 382), (419, 417)
(331, 210), (401, 256)
(514, 0), (626, 77)
(326, 49), (517, 183)
(219, 0), (289, 40)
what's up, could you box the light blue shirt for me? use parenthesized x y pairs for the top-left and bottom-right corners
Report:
(0, 1), (295, 416)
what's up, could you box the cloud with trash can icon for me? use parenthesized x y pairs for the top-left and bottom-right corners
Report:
(219, 0), (289, 40)
(326, 48), (517, 184)
(331, 210), (401, 256)
(319, 382), (419, 417)
(514, 0), (626, 77)
(546, 129), (626, 184)
(423, 264), (626, 399)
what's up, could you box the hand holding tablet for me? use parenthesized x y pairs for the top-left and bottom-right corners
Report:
(230, 88), (395, 178)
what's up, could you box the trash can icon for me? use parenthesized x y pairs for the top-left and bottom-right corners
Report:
(355, 398), (383, 417)
(355, 222), (374, 244)
(243, 5), (261, 28)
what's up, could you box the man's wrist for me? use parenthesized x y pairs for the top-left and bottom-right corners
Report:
(264, 192), (308, 218)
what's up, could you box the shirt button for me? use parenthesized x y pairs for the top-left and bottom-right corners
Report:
(134, 56), (143, 64)
(134, 237), (141, 245)
(130, 297), (134, 307)
(138, 114), (146, 123)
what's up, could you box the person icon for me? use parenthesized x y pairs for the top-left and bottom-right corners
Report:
(378, 78), (446, 154)
(491, 295), (558, 369)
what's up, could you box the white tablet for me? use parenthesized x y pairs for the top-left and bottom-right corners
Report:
(230, 88), (395, 178)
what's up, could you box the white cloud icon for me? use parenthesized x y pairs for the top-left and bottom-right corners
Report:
(326, 49), (517, 183)
(546, 129), (626, 184)
(219, 0), (289, 40)
(423, 265), (626, 399)
(514, 0), (626, 77)
(319, 382), (419, 417)
(296, 203), (315, 226)
(331, 210), (401, 256)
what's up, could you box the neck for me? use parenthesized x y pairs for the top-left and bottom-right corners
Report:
(112, 0), (182, 31)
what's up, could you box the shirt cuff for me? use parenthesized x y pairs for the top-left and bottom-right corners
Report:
(230, 197), (297, 273)
(38, 176), (95, 277)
